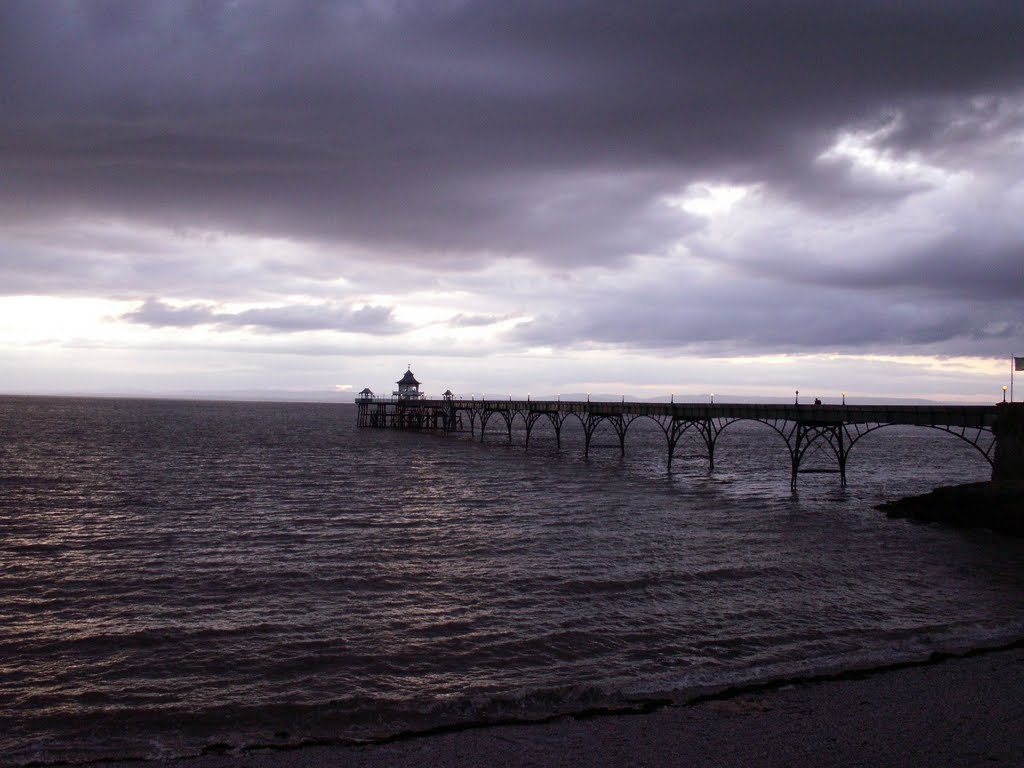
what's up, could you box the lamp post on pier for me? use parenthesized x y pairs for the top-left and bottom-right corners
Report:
(842, 391), (846, 406)
(1004, 385), (1008, 403)
(795, 390), (799, 405)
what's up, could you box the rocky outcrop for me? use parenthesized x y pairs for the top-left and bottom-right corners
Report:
(877, 481), (1024, 537)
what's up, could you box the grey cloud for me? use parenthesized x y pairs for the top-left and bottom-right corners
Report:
(228, 304), (403, 334)
(833, 239), (1024, 302)
(692, 233), (1024, 303)
(123, 298), (406, 335)
(0, 220), (362, 300)
(3, 1), (1023, 264)
(447, 313), (514, 328)
(123, 298), (216, 327)
(507, 269), (1023, 358)
(877, 94), (1024, 161)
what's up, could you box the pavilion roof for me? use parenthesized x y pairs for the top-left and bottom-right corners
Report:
(397, 368), (421, 386)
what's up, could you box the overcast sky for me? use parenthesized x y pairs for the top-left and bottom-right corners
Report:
(2, 0), (1023, 402)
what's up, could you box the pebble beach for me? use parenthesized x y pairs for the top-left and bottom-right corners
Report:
(100, 644), (1023, 768)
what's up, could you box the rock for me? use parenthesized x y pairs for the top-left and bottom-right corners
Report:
(876, 481), (1024, 537)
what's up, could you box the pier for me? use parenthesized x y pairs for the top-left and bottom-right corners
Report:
(356, 392), (1019, 489)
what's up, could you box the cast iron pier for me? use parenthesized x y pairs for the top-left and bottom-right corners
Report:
(356, 397), (1010, 489)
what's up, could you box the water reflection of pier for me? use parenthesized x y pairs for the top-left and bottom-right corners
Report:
(356, 395), (1012, 489)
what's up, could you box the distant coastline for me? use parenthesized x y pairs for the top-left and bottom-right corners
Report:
(0, 390), (1004, 406)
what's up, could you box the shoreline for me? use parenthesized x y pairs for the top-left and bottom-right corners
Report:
(72, 640), (1024, 768)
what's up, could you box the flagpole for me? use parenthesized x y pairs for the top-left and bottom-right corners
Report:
(1008, 355), (1023, 402)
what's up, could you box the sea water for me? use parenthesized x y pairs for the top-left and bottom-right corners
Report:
(1, 396), (1021, 765)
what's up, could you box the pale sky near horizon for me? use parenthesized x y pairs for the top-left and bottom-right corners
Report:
(2, 1), (1023, 403)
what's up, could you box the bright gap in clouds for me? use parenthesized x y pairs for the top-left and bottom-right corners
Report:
(817, 116), (957, 187)
(0, 296), (135, 346)
(668, 183), (753, 218)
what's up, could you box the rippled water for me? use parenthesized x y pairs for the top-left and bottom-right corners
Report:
(1, 396), (1022, 765)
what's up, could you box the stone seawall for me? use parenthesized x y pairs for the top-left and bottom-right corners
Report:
(993, 402), (1024, 486)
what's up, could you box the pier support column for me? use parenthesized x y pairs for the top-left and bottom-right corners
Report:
(664, 418), (689, 471)
(993, 403), (1024, 486)
(837, 425), (848, 488)
(610, 415), (632, 457)
(582, 414), (605, 459)
(523, 412), (543, 451)
(545, 412), (565, 450)
(790, 429), (801, 490)
(697, 419), (718, 473)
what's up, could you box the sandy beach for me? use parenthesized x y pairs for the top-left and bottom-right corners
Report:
(97, 645), (1023, 768)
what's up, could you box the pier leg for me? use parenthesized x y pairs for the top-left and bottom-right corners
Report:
(583, 415), (603, 459)
(790, 424), (803, 490)
(701, 419), (716, 473)
(838, 426), (847, 487)
(666, 426), (683, 471)
(607, 415), (628, 457)
(664, 420), (681, 471)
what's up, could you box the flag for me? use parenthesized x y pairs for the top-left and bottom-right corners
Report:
(1016, 356), (1024, 372)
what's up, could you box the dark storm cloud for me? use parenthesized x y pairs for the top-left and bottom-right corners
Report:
(3, 1), (1022, 258)
(2, 0), (1023, 361)
(688, 229), (1024, 303)
(875, 93), (1024, 160)
(123, 297), (406, 334)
